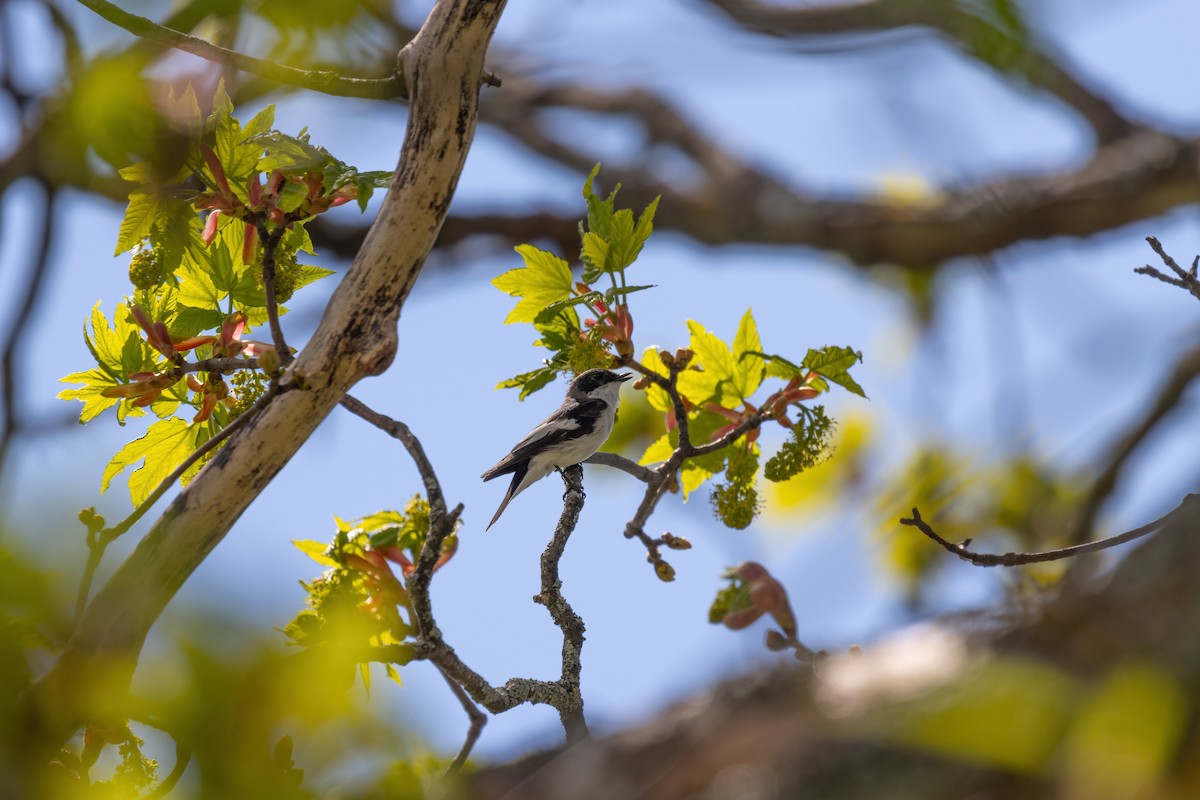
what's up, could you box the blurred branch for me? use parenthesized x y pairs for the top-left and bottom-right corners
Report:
(901, 495), (1198, 567)
(0, 186), (55, 480)
(294, 80), (1192, 268)
(703, 0), (1133, 142)
(75, 0), (409, 100)
(1068, 341), (1200, 545)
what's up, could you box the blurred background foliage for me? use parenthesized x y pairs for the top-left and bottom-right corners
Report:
(2, 0), (1200, 797)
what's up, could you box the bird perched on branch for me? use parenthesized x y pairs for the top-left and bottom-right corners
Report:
(482, 368), (631, 530)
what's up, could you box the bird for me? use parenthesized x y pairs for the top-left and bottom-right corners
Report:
(482, 368), (632, 530)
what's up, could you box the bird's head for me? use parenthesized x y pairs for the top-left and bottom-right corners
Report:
(568, 368), (632, 404)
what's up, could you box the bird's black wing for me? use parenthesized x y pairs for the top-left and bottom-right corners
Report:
(481, 399), (606, 481)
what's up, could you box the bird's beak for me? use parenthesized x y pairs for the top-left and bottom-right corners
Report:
(618, 373), (633, 382)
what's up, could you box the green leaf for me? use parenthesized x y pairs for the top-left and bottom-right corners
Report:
(687, 321), (736, 382)
(116, 194), (157, 255)
(681, 462), (715, 498)
(254, 130), (337, 174)
(58, 369), (122, 423)
(492, 245), (573, 324)
(581, 163), (617, 240)
(354, 170), (392, 212)
(102, 418), (203, 505)
(731, 309), (764, 400)
(747, 351), (805, 380)
(293, 539), (337, 567)
(292, 264), (335, 292)
(639, 432), (674, 466)
(678, 320), (739, 408)
(604, 284), (655, 304)
(176, 253), (223, 310)
(607, 196), (659, 270)
(640, 348), (672, 412)
(534, 291), (602, 325)
(804, 346), (867, 398)
(580, 232), (608, 274)
(496, 366), (559, 400)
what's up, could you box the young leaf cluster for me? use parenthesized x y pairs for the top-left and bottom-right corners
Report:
(637, 313), (862, 529)
(492, 164), (658, 398)
(59, 83), (381, 507)
(493, 167), (866, 533)
(287, 497), (457, 690)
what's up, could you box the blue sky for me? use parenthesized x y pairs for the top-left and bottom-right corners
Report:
(2, 0), (1199, 766)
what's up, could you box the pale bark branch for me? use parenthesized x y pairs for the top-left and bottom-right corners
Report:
(24, 0), (508, 753)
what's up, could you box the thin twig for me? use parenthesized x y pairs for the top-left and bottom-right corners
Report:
(75, 0), (408, 100)
(438, 667), (487, 774)
(73, 382), (280, 623)
(257, 224), (293, 367)
(584, 451), (656, 483)
(339, 394), (448, 518)
(1134, 236), (1200, 303)
(900, 496), (1197, 567)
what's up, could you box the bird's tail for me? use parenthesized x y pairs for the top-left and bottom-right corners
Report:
(486, 470), (522, 531)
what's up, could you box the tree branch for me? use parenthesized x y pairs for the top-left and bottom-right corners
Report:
(439, 667), (487, 773)
(1134, 236), (1200, 303)
(73, 381), (281, 623)
(534, 464), (590, 742)
(585, 451), (656, 483)
(0, 185), (54, 480)
(26, 0), (509, 752)
(75, 0), (408, 100)
(901, 496), (1198, 567)
(340, 395), (449, 520)
(702, 0), (1133, 143)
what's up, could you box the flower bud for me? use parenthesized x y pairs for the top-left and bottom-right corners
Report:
(764, 629), (789, 651)
(653, 559), (676, 582)
(661, 533), (692, 550)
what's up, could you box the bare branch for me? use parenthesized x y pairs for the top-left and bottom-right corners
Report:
(479, 81), (1199, 268)
(438, 667), (487, 774)
(1134, 236), (1200, 303)
(339, 395), (450, 524)
(585, 451), (656, 483)
(0, 186), (55, 479)
(901, 496), (1198, 567)
(533, 464), (590, 742)
(75, 0), (408, 100)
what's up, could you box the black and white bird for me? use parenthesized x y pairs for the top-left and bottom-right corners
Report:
(482, 368), (631, 530)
